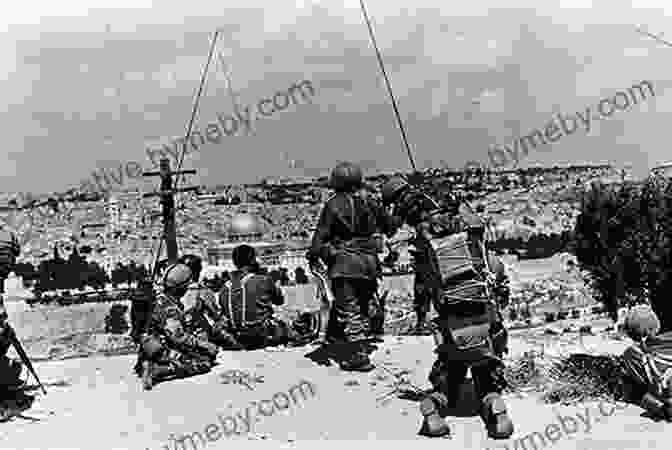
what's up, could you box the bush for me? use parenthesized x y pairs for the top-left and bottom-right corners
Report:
(573, 177), (672, 331)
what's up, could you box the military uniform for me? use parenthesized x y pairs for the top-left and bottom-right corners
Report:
(0, 228), (23, 392)
(219, 267), (293, 350)
(391, 185), (462, 332)
(138, 264), (218, 390)
(308, 162), (395, 371)
(381, 175), (513, 439)
(621, 305), (672, 420)
(181, 281), (240, 349)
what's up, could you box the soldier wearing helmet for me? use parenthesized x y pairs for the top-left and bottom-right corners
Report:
(178, 254), (242, 350)
(381, 174), (462, 335)
(307, 162), (396, 372)
(136, 263), (219, 390)
(381, 175), (514, 440)
(621, 305), (672, 421)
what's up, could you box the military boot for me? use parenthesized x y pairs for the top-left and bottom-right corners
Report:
(339, 351), (375, 372)
(480, 393), (514, 439)
(418, 392), (451, 438)
(640, 393), (672, 421)
(335, 342), (375, 372)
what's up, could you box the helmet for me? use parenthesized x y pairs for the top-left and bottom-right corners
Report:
(624, 304), (660, 341)
(381, 176), (409, 204)
(178, 254), (202, 279)
(329, 162), (363, 192)
(162, 263), (193, 291)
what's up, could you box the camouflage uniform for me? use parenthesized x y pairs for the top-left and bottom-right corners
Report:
(621, 305), (672, 420)
(383, 177), (513, 439)
(181, 281), (240, 349)
(391, 186), (462, 332)
(0, 228), (23, 392)
(138, 264), (218, 390)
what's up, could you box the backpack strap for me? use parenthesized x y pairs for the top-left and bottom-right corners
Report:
(226, 273), (255, 329)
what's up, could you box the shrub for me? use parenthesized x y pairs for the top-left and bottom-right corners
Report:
(573, 177), (672, 331)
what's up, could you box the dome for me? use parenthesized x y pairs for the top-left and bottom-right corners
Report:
(227, 213), (265, 241)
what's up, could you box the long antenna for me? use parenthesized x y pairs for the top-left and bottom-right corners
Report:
(148, 30), (220, 280)
(358, 0), (417, 172)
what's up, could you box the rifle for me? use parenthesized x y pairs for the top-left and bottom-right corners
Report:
(8, 326), (46, 395)
(309, 260), (334, 342)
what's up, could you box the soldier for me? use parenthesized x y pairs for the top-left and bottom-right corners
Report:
(380, 175), (462, 334)
(178, 254), (242, 349)
(219, 245), (319, 350)
(621, 304), (672, 421)
(0, 225), (23, 394)
(307, 162), (396, 372)
(137, 263), (219, 390)
(380, 175), (513, 439)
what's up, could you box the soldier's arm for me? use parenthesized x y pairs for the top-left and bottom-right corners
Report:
(308, 204), (334, 263)
(163, 307), (217, 355)
(201, 289), (222, 321)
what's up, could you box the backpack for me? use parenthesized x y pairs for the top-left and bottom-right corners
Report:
(221, 273), (257, 330)
(432, 231), (494, 306)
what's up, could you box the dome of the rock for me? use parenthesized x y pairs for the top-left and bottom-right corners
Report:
(227, 213), (265, 241)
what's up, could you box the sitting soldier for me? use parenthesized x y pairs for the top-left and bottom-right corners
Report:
(178, 254), (242, 350)
(621, 304), (672, 421)
(219, 245), (319, 350)
(137, 263), (219, 390)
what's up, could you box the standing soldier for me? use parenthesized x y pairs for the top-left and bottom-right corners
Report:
(178, 254), (241, 349)
(0, 225), (23, 393)
(307, 162), (395, 372)
(137, 263), (219, 390)
(380, 175), (461, 334)
(380, 175), (514, 440)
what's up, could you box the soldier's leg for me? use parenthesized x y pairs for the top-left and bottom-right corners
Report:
(419, 354), (466, 437)
(330, 278), (374, 372)
(413, 281), (432, 335)
(210, 318), (244, 350)
(471, 359), (514, 439)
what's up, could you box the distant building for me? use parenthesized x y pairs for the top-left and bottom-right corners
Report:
(203, 213), (309, 278)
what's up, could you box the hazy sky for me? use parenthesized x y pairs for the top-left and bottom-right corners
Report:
(2, 0), (672, 194)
